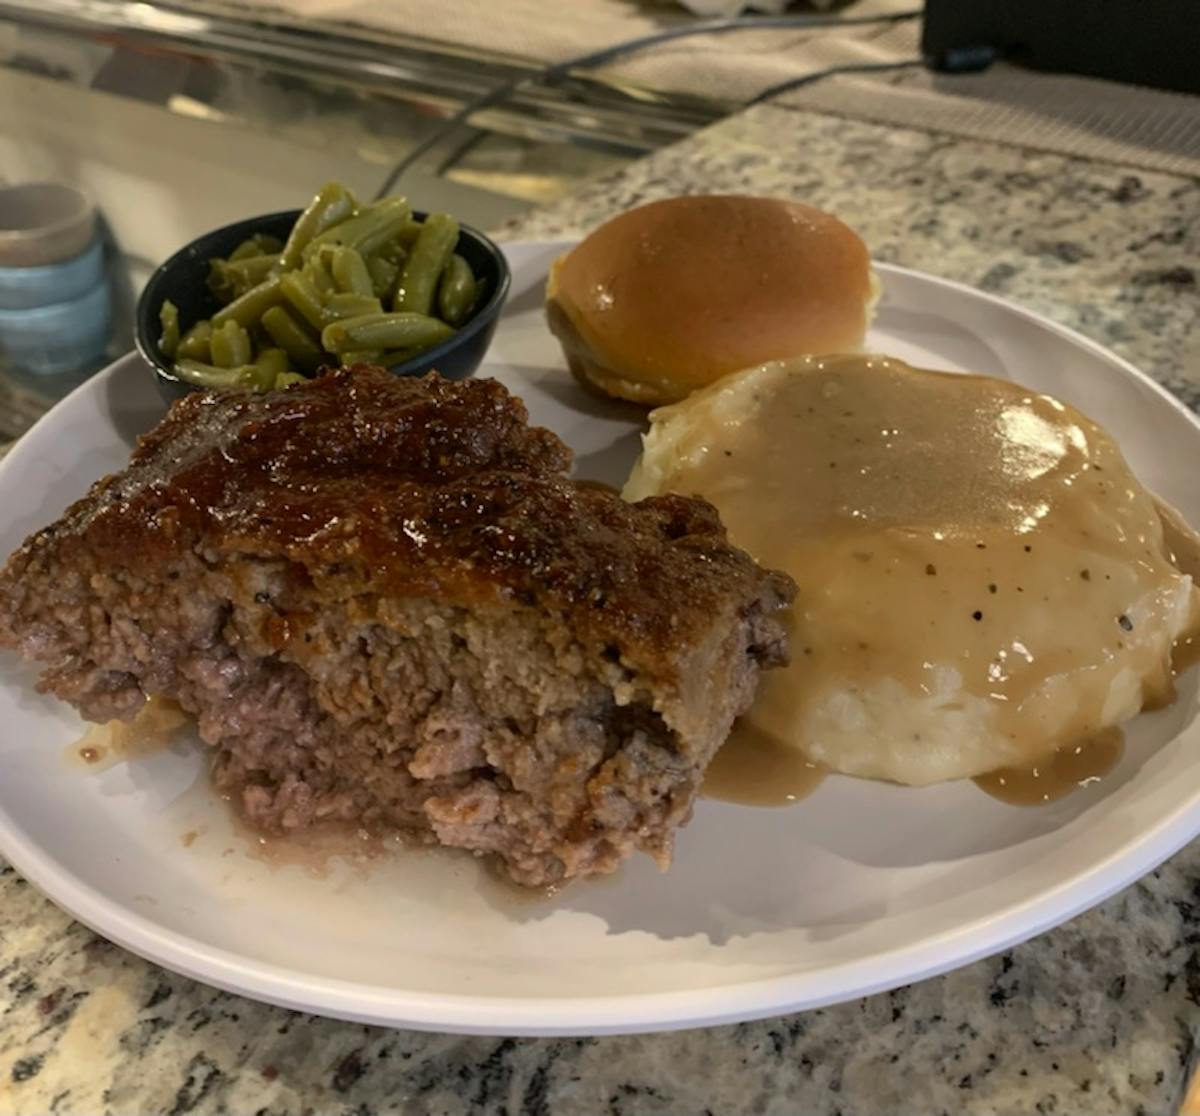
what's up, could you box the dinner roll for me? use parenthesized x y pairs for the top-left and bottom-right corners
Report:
(545, 195), (877, 405)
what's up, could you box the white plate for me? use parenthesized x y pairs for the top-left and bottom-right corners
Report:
(2, 242), (1199, 1036)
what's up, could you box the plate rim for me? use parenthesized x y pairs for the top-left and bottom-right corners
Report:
(2, 248), (1200, 1036)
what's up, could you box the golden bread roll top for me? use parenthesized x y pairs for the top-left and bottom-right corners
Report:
(545, 195), (876, 405)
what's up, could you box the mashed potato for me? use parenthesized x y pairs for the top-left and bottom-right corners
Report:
(625, 355), (1200, 786)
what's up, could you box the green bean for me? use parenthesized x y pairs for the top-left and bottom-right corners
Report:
(321, 312), (454, 355)
(279, 271), (328, 332)
(303, 197), (411, 260)
(277, 182), (357, 272)
(229, 239), (260, 264)
(366, 256), (399, 300)
(210, 320), (253, 368)
(340, 349), (383, 365)
(349, 201), (417, 260)
(261, 306), (325, 373)
(229, 233), (283, 262)
(395, 220), (422, 249)
(176, 321), (213, 362)
(158, 300), (180, 359)
(436, 254), (476, 326)
(394, 213), (459, 316)
(306, 253), (338, 296)
(173, 359), (274, 392)
(325, 292), (383, 321)
(273, 371), (308, 390)
(255, 347), (291, 376)
(330, 246), (374, 297)
(211, 275), (283, 329)
(206, 260), (236, 303)
(220, 253), (280, 297)
(378, 348), (416, 368)
(468, 275), (490, 318)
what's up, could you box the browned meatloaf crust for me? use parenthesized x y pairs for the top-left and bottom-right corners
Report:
(0, 366), (794, 885)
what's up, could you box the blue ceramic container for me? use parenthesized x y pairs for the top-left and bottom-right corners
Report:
(0, 238), (111, 376)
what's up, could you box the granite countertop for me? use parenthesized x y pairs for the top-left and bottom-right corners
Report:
(3, 101), (1200, 1116)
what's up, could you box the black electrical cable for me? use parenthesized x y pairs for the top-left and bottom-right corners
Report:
(747, 42), (999, 105)
(373, 8), (922, 198)
(746, 58), (925, 106)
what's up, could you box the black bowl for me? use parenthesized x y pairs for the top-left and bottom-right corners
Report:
(135, 208), (512, 402)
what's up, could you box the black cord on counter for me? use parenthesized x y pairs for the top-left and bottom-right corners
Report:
(372, 8), (923, 197)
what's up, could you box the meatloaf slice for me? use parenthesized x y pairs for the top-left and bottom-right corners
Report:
(0, 366), (794, 885)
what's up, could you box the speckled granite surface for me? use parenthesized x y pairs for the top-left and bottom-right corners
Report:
(3, 102), (1200, 1115)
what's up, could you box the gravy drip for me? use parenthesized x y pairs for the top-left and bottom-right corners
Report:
(66, 696), (190, 770)
(702, 720), (825, 805)
(973, 726), (1124, 804)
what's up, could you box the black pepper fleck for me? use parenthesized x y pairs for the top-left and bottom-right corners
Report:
(11, 1056), (42, 1082)
(988, 583), (997, 594)
(1119, 614), (1134, 631)
(1024, 544), (1033, 552)
(1081, 569), (1091, 581)
(972, 610), (983, 621)
(926, 563), (937, 576)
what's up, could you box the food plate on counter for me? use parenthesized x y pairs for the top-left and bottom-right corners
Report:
(0, 240), (1198, 1035)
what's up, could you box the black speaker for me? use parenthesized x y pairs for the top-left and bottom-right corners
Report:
(922, 0), (1200, 95)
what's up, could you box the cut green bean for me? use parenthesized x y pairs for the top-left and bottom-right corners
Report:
(340, 349), (383, 365)
(206, 260), (236, 303)
(158, 299), (180, 359)
(173, 359), (274, 392)
(325, 292), (383, 321)
(304, 197), (411, 259)
(277, 182), (357, 272)
(229, 233), (283, 262)
(261, 305), (325, 373)
(211, 275), (282, 329)
(219, 253), (280, 298)
(394, 212), (459, 316)
(330, 246), (374, 297)
(322, 312), (454, 354)
(255, 347), (291, 376)
(467, 275), (490, 318)
(304, 253), (336, 295)
(279, 271), (328, 332)
(273, 371), (308, 390)
(229, 239), (260, 263)
(366, 256), (399, 300)
(210, 320), (252, 368)
(436, 253), (477, 326)
(176, 321), (213, 362)
(344, 199), (414, 259)
(395, 220), (422, 249)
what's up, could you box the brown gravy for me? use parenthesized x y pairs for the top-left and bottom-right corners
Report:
(626, 354), (1200, 798)
(702, 720), (825, 806)
(65, 696), (190, 771)
(224, 806), (410, 879)
(973, 726), (1124, 804)
(573, 478), (620, 495)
